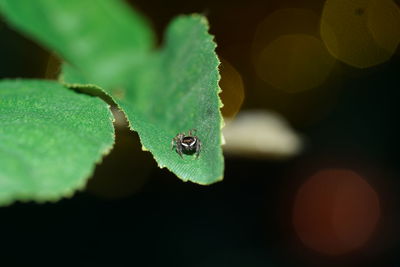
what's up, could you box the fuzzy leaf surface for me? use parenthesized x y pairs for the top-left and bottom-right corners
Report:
(0, 80), (114, 204)
(0, 0), (224, 184)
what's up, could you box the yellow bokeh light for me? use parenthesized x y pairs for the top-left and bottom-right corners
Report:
(219, 58), (245, 119)
(367, 0), (400, 54)
(320, 0), (400, 68)
(252, 8), (320, 62)
(255, 34), (336, 93)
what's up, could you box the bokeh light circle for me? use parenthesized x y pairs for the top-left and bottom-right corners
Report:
(367, 0), (400, 54)
(252, 8), (321, 60)
(293, 169), (380, 255)
(255, 34), (336, 93)
(219, 58), (245, 119)
(320, 0), (400, 68)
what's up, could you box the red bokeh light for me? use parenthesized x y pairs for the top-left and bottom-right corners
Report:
(293, 169), (380, 255)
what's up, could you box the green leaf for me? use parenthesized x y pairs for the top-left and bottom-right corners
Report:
(63, 15), (224, 184)
(0, 80), (114, 205)
(0, 0), (155, 88)
(0, 0), (224, 184)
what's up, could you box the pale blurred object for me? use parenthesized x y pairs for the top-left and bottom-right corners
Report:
(111, 105), (129, 128)
(320, 0), (400, 68)
(223, 110), (302, 159)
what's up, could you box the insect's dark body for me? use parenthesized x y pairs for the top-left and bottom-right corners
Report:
(172, 129), (201, 158)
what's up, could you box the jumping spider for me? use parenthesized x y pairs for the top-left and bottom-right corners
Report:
(171, 129), (201, 158)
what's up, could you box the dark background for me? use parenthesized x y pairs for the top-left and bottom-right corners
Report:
(1, 0), (400, 266)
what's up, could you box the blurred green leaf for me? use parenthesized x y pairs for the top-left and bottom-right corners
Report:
(0, 80), (114, 205)
(0, 0), (155, 87)
(0, 0), (224, 184)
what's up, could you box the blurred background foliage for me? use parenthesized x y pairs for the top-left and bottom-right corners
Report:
(1, 0), (400, 265)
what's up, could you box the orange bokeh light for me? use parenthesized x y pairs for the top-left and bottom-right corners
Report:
(219, 58), (245, 119)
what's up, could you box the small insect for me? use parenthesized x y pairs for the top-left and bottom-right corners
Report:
(171, 129), (201, 159)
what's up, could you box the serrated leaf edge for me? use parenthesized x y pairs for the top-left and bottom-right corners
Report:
(60, 14), (225, 185)
(0, 80), (116, 206)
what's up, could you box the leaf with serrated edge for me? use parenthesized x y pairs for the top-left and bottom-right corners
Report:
(0, 80), (115, 205)
(0, 0), (224, 184)
(62, 16), (224, 184)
